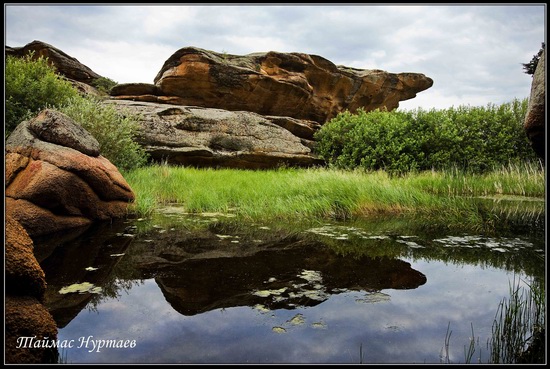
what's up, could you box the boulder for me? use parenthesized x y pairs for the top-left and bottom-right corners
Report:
(5, 109), (135, 237)
(6, 40), (102, 85)
(105, 99), (324, 169)
(5, 216), (59, 364)
(5, 215), (47, 301)
(111, 46), (433, 123)
(5, 296), (59, 364)
(524, 48), (545, 162)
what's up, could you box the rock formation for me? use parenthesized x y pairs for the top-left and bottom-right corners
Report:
(105, 99), (324, 169)
(111, 46), (433, 123)
(6, 40), (102, 86)
(5, 215), (59, 364)
(524, 47), (545, 162)
(5, 109), (135, 237)
(7, 41), (433, 169)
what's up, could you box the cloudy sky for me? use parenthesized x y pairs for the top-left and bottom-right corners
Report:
(4, 3), (546, 111)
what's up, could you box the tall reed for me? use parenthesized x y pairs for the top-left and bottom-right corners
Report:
(488, 276), (545, 363)
(122, 164), (544, 231)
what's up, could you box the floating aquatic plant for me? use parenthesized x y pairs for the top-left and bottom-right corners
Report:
(59, 282), (102, 294)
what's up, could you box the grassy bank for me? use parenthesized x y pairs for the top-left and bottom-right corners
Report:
(123, 162), (544, 232)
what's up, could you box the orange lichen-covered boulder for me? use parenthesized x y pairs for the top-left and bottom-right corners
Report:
(5, 109), (135, 237)
(111, 46), (433, 123)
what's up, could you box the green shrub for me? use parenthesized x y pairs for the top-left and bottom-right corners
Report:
(314, 100), (538, 174)
(91, 76), (118, 95)
(6, 52), (148, 171)
(58, 97), (149, 171)
(5, 52), (80, 136)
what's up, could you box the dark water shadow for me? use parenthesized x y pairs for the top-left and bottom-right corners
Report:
(151, 238), (427, 315)
(36, 220), (135, 328)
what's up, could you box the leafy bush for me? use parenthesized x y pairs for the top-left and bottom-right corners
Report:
(314, 99), (538, 174)
(5, 52), (80, 136)
(58, 97), (149, 171)
(91, 76), (118, 95)
(6, 52), (148, 171)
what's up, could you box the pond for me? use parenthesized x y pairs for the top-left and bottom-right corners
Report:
(35, 204), (545, 364)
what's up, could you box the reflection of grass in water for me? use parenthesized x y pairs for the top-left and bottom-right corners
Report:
(125, 208), (544, 279)
(488, 276), (545, 364)
(442, 276), (545, 364)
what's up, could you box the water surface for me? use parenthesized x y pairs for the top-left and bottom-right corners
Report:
(36, 207), (544, 364)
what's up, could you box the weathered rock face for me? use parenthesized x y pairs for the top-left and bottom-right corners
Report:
(5, 109), (135, 237)
(111, 46), (433, 123)
(524, 48), (545, 162)
(5, 215), (59, 364)
(106, 99), (324, 169)
(5, 215), (47, 299)
(6, 40), (102, 85)
(5, 296), (59, 364)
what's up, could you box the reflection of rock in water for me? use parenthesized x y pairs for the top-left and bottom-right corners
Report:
(37, 220), (134, 328)
(144, 238), (426, 316)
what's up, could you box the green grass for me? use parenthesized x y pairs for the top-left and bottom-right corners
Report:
(489, 276), (545, 364)
(122, 163), (544, 232)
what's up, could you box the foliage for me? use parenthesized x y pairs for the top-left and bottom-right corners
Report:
(522, 42), (545, 76)
(90, 76), (118, 95)
(5, 52), (148, 171)
(314, 99), (538, 175)
(58, 97), (149, 171)
(5, 52), (80, 136)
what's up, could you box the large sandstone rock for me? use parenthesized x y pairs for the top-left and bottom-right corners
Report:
(524, 48), (545, 162)
(5, 215), (59, 364)
(5, 109), (135, 237)
(105, 99), (324, 169)
(111, 46), (433, 123)
(5, 296), (59, 364)
(5, 215), (46, 300)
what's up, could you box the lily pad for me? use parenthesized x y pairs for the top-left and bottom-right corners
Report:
(272, 326), (287, 333)
(59, 282), (102, 295)
(288, 313), (305, 326)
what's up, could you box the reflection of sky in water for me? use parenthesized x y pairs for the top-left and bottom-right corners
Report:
(58, 259), (520, 364)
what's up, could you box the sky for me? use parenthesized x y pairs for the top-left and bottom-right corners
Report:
(4, 3), (546, 111)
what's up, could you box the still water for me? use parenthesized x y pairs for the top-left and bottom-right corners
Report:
(35, 206), (545, 364)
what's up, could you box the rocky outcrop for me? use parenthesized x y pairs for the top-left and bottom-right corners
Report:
(524, 48), (545, 162)
(5, 296), (59, 364)
(5, 215), (59, 364)
(5, 109), (135, 237)
(111, 46), (433, 123)
(6, 40), (102, 85)
(6, 41), (433, 169)
(5, 216), (47, 299)
(105, 99), (324, 169)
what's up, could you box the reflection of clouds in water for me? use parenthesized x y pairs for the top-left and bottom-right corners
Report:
(58, 261), (527, 364)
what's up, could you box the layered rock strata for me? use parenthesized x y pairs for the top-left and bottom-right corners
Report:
(111, 46), (434, 123)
